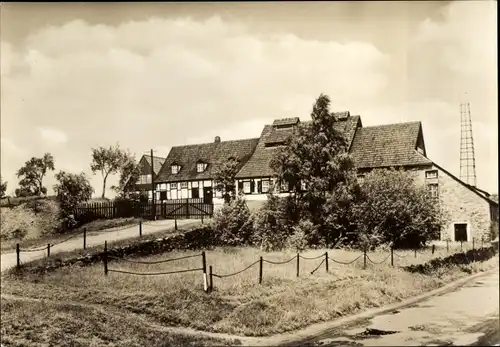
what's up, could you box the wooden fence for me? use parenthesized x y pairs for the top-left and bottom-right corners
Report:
(74, 199), (213, 222)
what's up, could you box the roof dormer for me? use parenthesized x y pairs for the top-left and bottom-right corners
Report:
(196, 161), (208, 173)
(171, 163), (182, 174)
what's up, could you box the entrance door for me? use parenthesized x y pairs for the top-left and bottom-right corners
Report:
(203, 187), (213, 204)
(454, 223), (468, 242)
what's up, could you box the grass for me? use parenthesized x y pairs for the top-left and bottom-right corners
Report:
(2, 245), (497, 341)
(1, 217), (142, 253)
(0, 297), (240, 347)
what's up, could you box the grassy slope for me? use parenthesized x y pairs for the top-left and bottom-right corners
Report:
(2, 246), (497, 342)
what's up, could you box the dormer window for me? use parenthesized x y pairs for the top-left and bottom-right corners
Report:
(197, 162), (208, 173)
(171, 164), (181, 174)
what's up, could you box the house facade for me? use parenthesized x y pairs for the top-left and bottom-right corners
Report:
(134, 155), (166, 200)
(137, 112), (498, 242)
(154, 136), (259, 204)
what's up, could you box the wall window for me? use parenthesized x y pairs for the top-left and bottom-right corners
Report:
(192, 188), (200, 199)
(425, 170), (438, 179)
(180, 182), (188, 189)
(170, 183), (178, 190)
(138, 174), (152, 184)
(197, 163), (207, 173)
(428, 183), (439, 198)
(192, 181), (199, 188)
(171, 165), (181, 174)
(262, 180), (270, 193)
(243, 181), (251, 194)
(280, 181), (289, 193)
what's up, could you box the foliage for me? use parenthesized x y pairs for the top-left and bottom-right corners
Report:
(213, 157), (240, 204)
(352, 168), (447, 249)
(111, 152), (142, 199)
(90, 143), (130, 199)
(0, 176), (7, 198)
(286, 220), (316, 251)
(270, 94), (360, 247)
(251, 194), (296, 251)
(16, 153), (55, 197)
(53, 171), (94, 225)
(212, 193), (253, 246)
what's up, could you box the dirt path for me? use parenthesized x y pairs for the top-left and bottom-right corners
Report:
(0, 219), (197, 272)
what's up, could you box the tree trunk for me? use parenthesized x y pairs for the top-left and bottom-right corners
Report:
(102, 177), (107, 199)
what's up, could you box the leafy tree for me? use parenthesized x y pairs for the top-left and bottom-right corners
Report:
(90, 143), (129, 199)
(352, 168), (447, 249)
(111, 151), (141, 199)
(0, 176), (7, 198)
(53, 171), (94, 219)
(213, 157), (240, 204)
(16, 153), (55, 196)
(270, 94), (360, 247)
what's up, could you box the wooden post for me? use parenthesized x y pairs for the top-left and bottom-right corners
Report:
(47, 244), (50, 257)
(461, 240), (463, 251)
(175, 218), (178, 231)
(390, 247), (394, 267)
(139, 220), (142, 237)
(472, 237), (475, 250)
(202, 251), (208, 292)
(201, 214), (204, 224)
(150, 149), (156, 221)
(186, 198), (190, 219)
(325, 252), (329, 273)
(432, 244), (435, 255)
(259, 256), (263, 284)
(414, 248), (417, 258)
(446, 239), (449, 253)
(16, 243), (20, 268)
(363, 246), (367, 269)
(83, 227), (87, 250)
(104, 241), (108, 276)
(296, 253), (300, 277)
(209, 265), (213, 293)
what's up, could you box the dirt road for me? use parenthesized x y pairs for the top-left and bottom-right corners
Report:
(0, 219), (198, 272)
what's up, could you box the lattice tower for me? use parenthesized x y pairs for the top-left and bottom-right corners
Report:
(459, 102), (477, 187)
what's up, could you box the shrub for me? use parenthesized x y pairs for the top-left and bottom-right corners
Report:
(286, 220), (316, 251)
(490, 220), (498, 241)
(53, 171), (94, 223)
(212, 194), (253, 246)
(251, 194), (294, 251)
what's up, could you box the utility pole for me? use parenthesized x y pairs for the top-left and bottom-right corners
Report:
(150, 149), (156, 220)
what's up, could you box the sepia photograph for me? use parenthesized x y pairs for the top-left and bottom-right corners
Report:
(0, 1), (498, 346)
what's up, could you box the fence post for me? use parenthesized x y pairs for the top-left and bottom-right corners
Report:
(363, 246), (367, 269)
(446, 239), (449, 253)
(209, 265), (213, 293)
(201, 214), (204, 224)
(472, 237), (475, 250)
(414, 248), (417, 258)
(461, 240), (463, 252)
(186, 198), (190, 219)
(83, 228), (87, 250)
(175, 217), (178, 231)
(104, 240), (108, 276)
(432, 244), (435, 255)
(47, 244), (50, 257)
(16, 243), (20, 268)
(202, 251), (208, 292)
(391, 247), (394, 267)
(296, 253), (300, 277)
(259, 256), (263, 284)
(139, 220), (142, 237)
(325, 252), (329, 273)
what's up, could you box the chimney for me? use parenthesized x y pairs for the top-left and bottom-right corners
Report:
(214, 136), (221, 143)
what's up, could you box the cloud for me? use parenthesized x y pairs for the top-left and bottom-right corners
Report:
(38, 126), (68, 145)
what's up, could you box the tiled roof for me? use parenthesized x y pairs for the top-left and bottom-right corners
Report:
(156, 138), (259, 182)
(349, 122), (432, 169)
(273, 117), (300, 127)
(144, 155), (166, 176)
(236, 116), (361, 178)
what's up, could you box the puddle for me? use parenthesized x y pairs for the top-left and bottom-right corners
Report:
(352, 328), (400, 339)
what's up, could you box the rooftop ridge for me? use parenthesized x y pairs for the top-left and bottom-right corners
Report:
(170, 137), (260, 149)
(361, 121), (421, 129)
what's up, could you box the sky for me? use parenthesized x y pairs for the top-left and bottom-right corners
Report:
(1, 1), (497, 198)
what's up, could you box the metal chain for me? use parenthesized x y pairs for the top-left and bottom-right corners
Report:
(330, 254), (362, 265)
(310, 258), (326, 274)
(299, 254), (325, 260)
(107, 267), (203, 276)
(212, 260), (260, 278)
(366, 254), (391, 265)
(263, 255), (297, 265)
(108, 253), (201, 265)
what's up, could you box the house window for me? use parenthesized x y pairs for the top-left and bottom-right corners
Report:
(171, 165), (180, 174)
(180, 182), (188, 189)
(262, 180), (270, 193)
(425, 170), (438, 179)
(170, 183), (178, 190)
(138, 174), (152, 184)
(243, 181), (251, 194)
(197, 163), (207, 173)
(192, 188), (200, 199)
(428, 183), (439, 198)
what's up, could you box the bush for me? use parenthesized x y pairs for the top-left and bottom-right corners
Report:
(251, 194), (294, 251)
(53, 171), (94, 223)
(286, 220), (316, 251)
(212, 194), (253, 246)
(490, 221), (498, 241)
